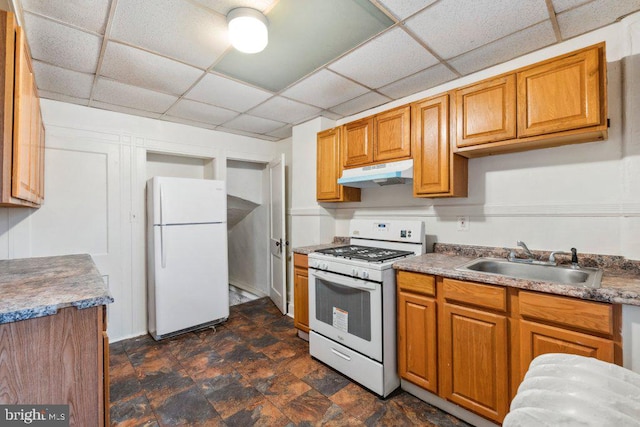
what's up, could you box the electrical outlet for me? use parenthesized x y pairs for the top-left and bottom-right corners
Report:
(457, 216), (469, 231)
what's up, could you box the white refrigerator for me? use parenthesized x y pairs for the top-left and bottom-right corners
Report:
(147, 176), (229, 340)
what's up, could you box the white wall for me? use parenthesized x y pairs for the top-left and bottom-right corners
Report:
(0, 101), (278, 342)
(289, 13), (640, 370)
(146, 152), (208, 180)
(290, 117), (339, 247)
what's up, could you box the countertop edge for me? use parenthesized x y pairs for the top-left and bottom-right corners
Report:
(393, 255), (640, 306)
(0, 254), (115, 325)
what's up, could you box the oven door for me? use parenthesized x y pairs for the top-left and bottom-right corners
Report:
(308, 268), (383, 362)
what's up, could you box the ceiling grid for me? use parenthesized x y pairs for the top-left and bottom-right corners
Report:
(13, 0), (640, 141)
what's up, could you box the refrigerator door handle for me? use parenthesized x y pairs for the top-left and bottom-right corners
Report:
(159, 184), (165, 225)
(161, 225), (167, 268)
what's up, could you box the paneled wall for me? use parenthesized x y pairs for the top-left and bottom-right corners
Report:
(0, 101), (279, 342)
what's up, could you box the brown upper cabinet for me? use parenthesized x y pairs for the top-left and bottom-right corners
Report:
(412, 94), (467, 198)
(316, 127), (360, 202)
(517, 46), (603, 137)
(343, 105), (410, 168)
(0, 11), (45, 207)
(456, 74), (517, 147)
(342, 117), (373, 167)
(373, 105), (411, 163)
(454, 43), (607, 157)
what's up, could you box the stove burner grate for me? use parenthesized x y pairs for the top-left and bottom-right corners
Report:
(315, 245), (415, 262)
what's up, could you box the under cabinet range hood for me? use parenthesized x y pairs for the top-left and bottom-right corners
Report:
(338, 159), (413, 188)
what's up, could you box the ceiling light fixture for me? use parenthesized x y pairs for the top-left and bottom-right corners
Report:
(227, 7), (269, 54)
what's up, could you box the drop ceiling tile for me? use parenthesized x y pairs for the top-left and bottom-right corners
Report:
(110, 0), (229, 68)
(92, 78), (178, 114)
(259, 135), (281, 142)
(266, 125), (293, 139)
(214, 126), (266, 140)
(193, 0), (276, 15)
(166, 99), (239, 125)
(39, 90), (89, 107)
(21, 0), (111, 34)
(405, 0), (549, 59)
(377, 0), (438, 20)
(329, 28), (439, 89)
(449, 20), (556, 75)
(320, 110), (343, 120)
(23, 13), (101, 73)
(90, 100), (163, 119)
(162, 116), (218, 130)
(223, 114), (286, 134)
(32, 61), (94, 99)
(186, 73), (273, 112)
(248, 96), (322, 124)
(330, 92), (391, 117)
(212, 0), (393, 92)
(557, 0), (640, 39)
(551, 0), (593, 13)
(100, 42), (203, 95)
(281, 69), (369, 109)
(378, 64), (458, 99)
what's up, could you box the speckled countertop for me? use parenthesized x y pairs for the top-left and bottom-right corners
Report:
(0, 254), (114, 324)
(394, 244), (640, 306)
(292, 237), (350, 255)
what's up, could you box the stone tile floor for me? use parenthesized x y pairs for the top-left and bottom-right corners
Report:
(109, 297), (470, 426)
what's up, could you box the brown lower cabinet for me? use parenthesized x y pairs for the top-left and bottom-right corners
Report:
(293, 253), (309, 333)
(397, 271), (622, 424)
(0, 305), (109, 426)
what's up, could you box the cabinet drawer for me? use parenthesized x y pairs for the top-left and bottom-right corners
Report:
(397, 271), (436, 296)
(293, 253), (308, 269)
(442, 278), (507, 312)
(519, 291), (612, 336)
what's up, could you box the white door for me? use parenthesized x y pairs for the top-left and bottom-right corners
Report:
(269, 153), (287, 314)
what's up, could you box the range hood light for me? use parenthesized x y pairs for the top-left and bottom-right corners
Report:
(337, 159), (413, 188)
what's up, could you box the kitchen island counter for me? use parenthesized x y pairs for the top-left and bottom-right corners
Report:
(0, 254), (114, 324)
(393, 244), (640, 306)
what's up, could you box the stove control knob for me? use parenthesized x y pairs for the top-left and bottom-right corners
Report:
(352, 268), (358, 276)
(321, 263), (329, 270)
(361, 271), (369, 279)
(311, 261), (318, 268)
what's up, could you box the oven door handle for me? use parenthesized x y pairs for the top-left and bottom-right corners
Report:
(311, 269), (378, 291)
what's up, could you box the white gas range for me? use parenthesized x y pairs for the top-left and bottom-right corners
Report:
(307, 219), (425, 397)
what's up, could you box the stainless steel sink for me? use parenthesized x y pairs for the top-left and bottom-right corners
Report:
(456, 258), (603, 289)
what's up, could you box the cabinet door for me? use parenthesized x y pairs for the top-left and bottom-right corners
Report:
(518, 46), (603, 138)
(412, 95), (450, 195)
(316, 127), (360, 202)
(519, 320), (614, 380)
(374, 105), (410, 162)
(293, 266), (309, 333)
(343, 117), (373, 167)
(456, 74), (516, 148)
(11, 26), (38, 203)
(398, 290), (437, 393)
(440, 303), (509, 423)
(0, 306), (103, 425)
(316, 127), (342, 201)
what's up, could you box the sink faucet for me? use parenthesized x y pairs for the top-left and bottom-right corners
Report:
(508, 240), (536, 262)
(517, 241), (535, 259)
(548, 247), (580, 268)
(571, 247), (579, 269)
